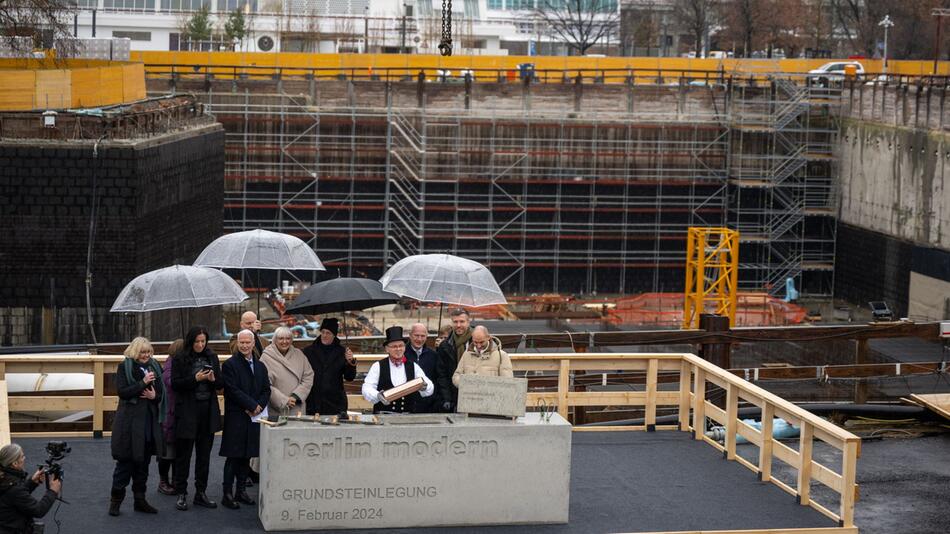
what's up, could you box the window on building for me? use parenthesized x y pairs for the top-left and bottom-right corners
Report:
(104, 0), (156, 8)
(417, 0), (433, 17)
(113, 30), (152, 41)
(506, 0), (534, 10)
(487, 0), (503, 9)
(464, 0), (479, 17)
(161, 0), (211, 10)
(217, 0), (257, 12)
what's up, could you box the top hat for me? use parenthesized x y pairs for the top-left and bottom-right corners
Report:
(319, 317), (339, 336)
(383, 326), (408, 347)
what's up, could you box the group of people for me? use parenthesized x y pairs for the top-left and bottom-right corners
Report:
(361, 309), (514, 414)
(101, 307), (512, 519)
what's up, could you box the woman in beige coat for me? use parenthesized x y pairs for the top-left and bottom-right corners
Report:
(452, 325), (514, 387)
(260, 327), (314, 417)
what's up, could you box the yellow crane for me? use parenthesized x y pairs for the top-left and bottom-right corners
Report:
(682, 227), (739, 329)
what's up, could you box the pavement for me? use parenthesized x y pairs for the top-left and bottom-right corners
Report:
(17, 431), (837, 534)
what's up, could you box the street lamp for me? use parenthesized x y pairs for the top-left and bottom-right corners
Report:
(878, 15), (893, 75)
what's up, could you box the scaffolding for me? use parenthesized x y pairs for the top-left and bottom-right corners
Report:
(167, 72), (838, 297)
(728, 78), (840, 297)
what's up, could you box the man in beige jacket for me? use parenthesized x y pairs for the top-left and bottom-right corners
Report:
(452, 325), (514, 387)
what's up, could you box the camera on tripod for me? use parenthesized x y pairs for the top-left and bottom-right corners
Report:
(39, 441), (70, 486)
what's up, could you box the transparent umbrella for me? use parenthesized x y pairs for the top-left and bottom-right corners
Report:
(110, 264), (249, 334)
(193, 229), (325, 271)
(380, 254), (507, 326)
(194, 229), (326, 309)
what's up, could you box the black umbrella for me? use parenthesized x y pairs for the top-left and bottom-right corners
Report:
(286, 278), (400, 337)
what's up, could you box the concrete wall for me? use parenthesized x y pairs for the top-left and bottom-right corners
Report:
(0, 124), (226, 345)
(834, 223), (950, 319)
(838, 119), (950, 250)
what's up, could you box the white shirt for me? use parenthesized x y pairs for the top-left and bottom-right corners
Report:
(361, 359), (434, 404)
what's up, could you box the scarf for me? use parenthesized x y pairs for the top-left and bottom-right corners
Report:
(121, 357), (167, 424)
(453, 329), (472, 361)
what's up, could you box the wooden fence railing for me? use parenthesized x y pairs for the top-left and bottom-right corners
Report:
(0, 352), (859, 527)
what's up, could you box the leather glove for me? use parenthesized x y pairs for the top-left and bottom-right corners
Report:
(378, 392), (391, 406)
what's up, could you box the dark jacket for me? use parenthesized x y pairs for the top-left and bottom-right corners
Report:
(161, 357), (175, 444)
(219, 351), (271, 458)
(435, 330), (470, 409)
(111, 361), (165, 463)
(0, 467), (56, 534)
(406, 344), (439, 413)
(303, 338), (356, 416)
(171, 349), (222, 440)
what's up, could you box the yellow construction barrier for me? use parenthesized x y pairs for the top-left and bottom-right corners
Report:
(0, 58), (146, 111)
(130, 50), (950, 79)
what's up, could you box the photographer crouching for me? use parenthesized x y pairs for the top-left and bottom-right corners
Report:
(0, 443), (61, 534)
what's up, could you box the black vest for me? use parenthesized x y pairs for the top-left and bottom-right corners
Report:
(373, 357), (420, 414)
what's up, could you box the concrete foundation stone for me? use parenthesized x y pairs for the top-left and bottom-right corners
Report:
(258, 412), (571, 531)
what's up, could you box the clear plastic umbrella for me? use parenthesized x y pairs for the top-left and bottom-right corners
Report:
(379, 254), (507, 307)
(111, 265), (249, 312)
(193, 229), (325, 271)
(111, 265), (249, 334)
(193, 229), (325, 309)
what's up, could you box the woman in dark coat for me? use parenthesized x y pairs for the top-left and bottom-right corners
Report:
(218, 329), (270, 510)
(171, 326), (222, 511)
(0, 443), (60, 533)
(109, 336), (165, 516)
(303, 318), (357, 417)
(156, 338), (183, 496)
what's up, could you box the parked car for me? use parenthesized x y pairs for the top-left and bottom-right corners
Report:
(807, 61), (865, 86)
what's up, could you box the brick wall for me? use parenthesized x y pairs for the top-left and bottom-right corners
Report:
(0, 124), (225, 344)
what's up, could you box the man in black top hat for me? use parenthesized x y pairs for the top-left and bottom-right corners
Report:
(361, 326), (434, 413)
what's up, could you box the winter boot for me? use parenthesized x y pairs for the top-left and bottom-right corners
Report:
(108, 488), (125, 517)
(133, 492), (158, 514)
(221, 490), (239, 510)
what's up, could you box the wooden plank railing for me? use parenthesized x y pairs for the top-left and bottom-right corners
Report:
(0, 351), (859, 527)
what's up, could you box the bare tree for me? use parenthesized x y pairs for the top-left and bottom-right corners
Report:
(718, 0), (762, 57)
(830, 0), (890, 57)
(672, 0), (716, 56)
(0, 0), (77, 56)
(534, 0), (620, 56)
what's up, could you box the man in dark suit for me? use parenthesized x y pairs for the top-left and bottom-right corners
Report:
(406, 323), (439, 413)
(218, 330), (270, 510)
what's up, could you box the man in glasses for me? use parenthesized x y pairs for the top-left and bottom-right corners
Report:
(451, 325), (513, 388)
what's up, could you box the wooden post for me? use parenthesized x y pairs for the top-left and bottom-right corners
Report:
(416, 70), (426, 108)
(557, 359), (570, 421)
(645, 359), (658, 431)
(678, 360), (691, 432)
(854, 338), (868, 404)
(797, 422), (814, 505)
(759, 403), (774, 482)
(572, 382), (586, 425)
(724, 383), (738, 459)
(840, 440), (859, 527)
(573, 74), (583, 112)
(464, 73), (472, 110)
(692, 368), (706, 440)
(0, 381), (9, 446)
(699, 314), (731, 372)
(93, 360), (104, 438)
